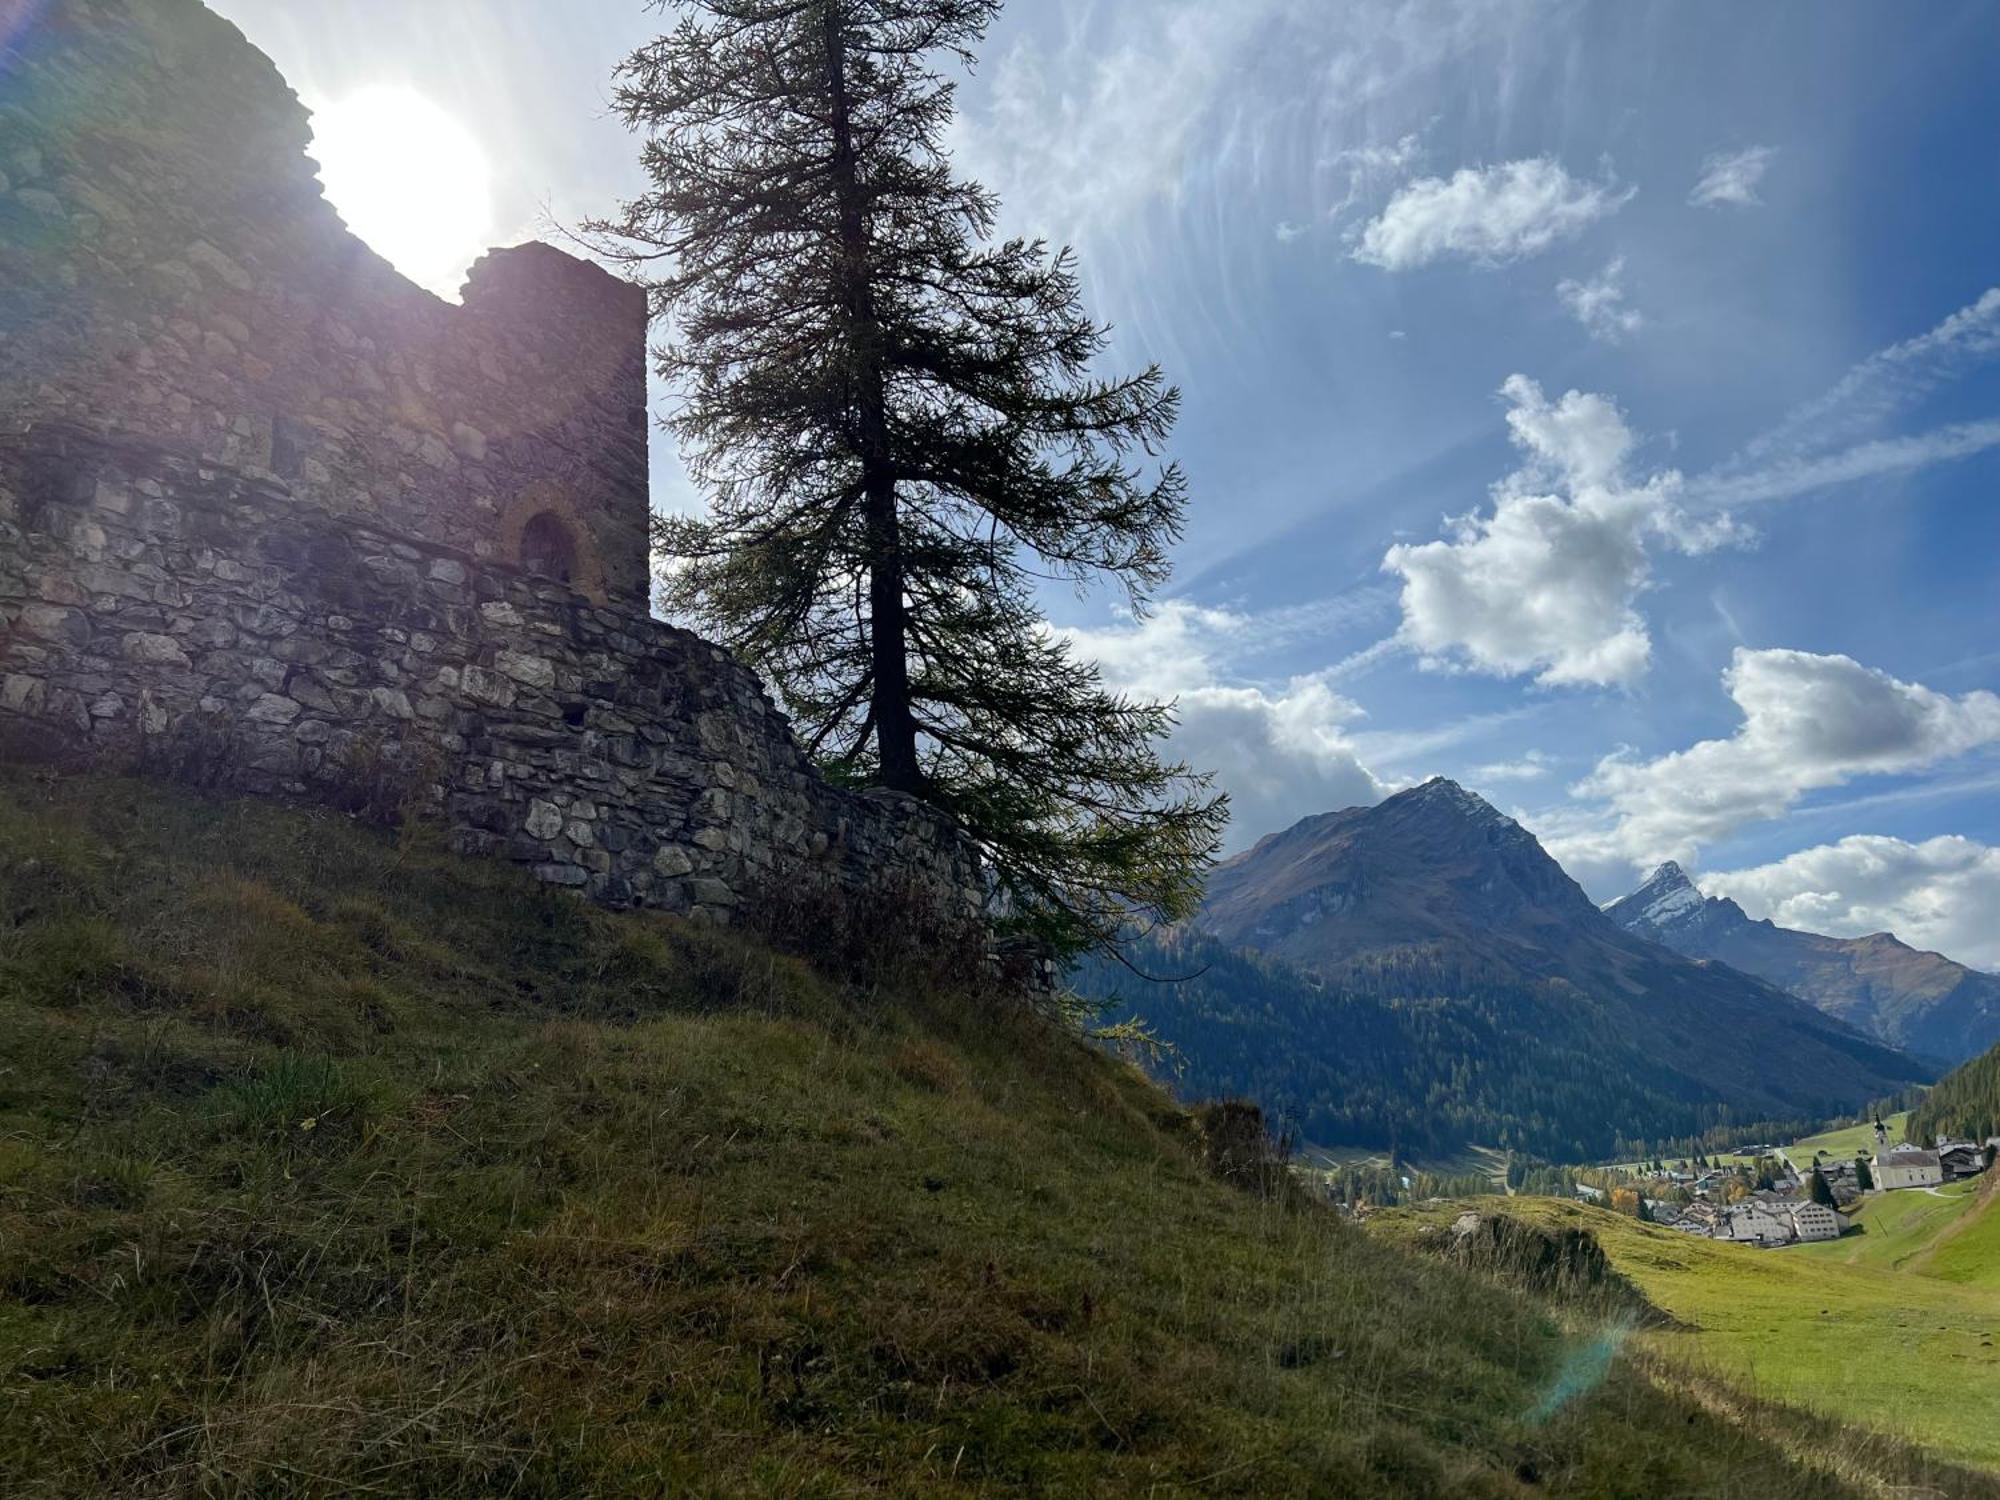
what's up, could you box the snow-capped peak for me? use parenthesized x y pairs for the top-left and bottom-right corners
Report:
(1611, 860), (1709, 932)
(1404, 777), (1510, 825)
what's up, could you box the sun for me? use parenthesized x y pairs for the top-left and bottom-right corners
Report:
(308, 85), (495, 300)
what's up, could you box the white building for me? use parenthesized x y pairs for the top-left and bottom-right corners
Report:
(1875, 1143), (1944, 1191)
(1788, 1201), (1845, 1243)
(1722, 1202), (1795, 1246)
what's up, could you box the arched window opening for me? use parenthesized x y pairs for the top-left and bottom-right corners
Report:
(520, 511), (578, 584)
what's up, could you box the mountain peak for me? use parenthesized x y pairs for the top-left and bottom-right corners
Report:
(1606, 859), (1711, 935)
(1394, 777), (1507, 823)
(1198, 774), (1597, 968)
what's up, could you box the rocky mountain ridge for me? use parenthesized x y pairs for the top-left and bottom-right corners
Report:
(1607, 861), (2000, 1065)
(1076, 780), (1931, 1161)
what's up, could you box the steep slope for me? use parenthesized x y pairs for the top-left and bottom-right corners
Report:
(1200, 779), (1589, 969)
(1608, 861), (2000, 1064)
(10, 768), (1979, 1498)
(1911, 1038), (2000, 1145)
(1085, 782), (1929, 1161)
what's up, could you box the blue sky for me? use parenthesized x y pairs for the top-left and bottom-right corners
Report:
(211, 0), (2000, 964)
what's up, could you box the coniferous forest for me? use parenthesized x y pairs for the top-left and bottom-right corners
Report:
(1911, 1040), (2000, 1145)
(1075, 931), (1835, 1163)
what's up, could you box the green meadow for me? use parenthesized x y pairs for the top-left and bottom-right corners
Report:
(1394, 1179), (2000, 1473)
(1786, 1111), (1914, 1165)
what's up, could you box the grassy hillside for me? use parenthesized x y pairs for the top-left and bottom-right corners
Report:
(1794, 1178), (1986, 1275)
(1787, 1110), (1912, 1163)
(1900, 1174), (2000, 1289)
(1383, 1192), (2000, 1474)
(0, 769), (1993, 1498)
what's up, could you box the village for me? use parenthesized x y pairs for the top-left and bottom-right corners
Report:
(1576, 1123), (2000, 1248)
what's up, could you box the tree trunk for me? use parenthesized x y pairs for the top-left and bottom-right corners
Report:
(822, 2), (922, 794)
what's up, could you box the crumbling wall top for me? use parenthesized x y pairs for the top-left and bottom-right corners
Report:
(0, 0), (652, 608)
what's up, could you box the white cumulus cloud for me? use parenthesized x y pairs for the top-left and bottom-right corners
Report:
(1549, 649), (2000, 881)
(1706, 835), (2000, 971)
(1689, 145), (1776, 208)
(1060, 601), (1387, 853)
(1353, 157), (1633, 270)
(1381, 375), (1739, 688)
(1557, 257), (1643, 343)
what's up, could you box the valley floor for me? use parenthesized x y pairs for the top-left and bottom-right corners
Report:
(1391, 1182), (2000, 1473)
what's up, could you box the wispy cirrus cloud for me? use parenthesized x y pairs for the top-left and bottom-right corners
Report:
(1737, 286), (2000, 464)
(1688, 286), (2000, 508)
(958, 0), (1286, 243)
(1691, 418), (2000, 509)
(1689, 145), (1776, 207)
(1471, 750), (1554, 783)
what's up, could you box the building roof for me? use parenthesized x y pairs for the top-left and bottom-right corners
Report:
(1879, 1144), (1941, 1165)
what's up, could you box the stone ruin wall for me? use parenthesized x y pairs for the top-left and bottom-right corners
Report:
(0, 0), (985, 921)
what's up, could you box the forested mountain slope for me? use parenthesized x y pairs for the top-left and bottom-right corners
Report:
(1080, 782), (1928, 1161)
(1912, 1039), (2000, 1145)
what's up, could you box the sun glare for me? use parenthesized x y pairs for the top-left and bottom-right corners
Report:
(308, 86), (495, 300)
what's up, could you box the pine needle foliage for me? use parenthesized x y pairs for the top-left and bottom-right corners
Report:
(591, 0), (1225, 958)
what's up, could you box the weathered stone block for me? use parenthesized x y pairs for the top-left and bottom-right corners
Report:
(184, 239), (254, 292)
(121, 632), (190, 667)
(688, 878), (737, 908)
(461, 666), (516, 708)
(524, 799), (565, 840)
(245, 693), (301, 725)
(495, 649), (556, 689)
(1, 674), (47, 714)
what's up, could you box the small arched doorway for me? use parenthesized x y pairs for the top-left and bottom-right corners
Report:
(519, 511), (579, 585)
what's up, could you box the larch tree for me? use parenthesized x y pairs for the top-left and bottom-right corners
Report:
(592, 0), (1225, 956)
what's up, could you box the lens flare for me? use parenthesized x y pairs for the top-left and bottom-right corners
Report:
(307, 85), (494, 300)
(1528, 1318), (1631, 1424)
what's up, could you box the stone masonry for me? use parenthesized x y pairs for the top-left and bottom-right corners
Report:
(0, 0), (984, 920)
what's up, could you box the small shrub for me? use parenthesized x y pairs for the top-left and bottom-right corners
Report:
(211, 1052), (375, 1147)
(320, 726), (447, 827)
(1419, 1210), (1674, 1327)
(1193, 1099), (1299, 1201)
(136, 707), (243, 789)
(747, 868), (993, 996)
